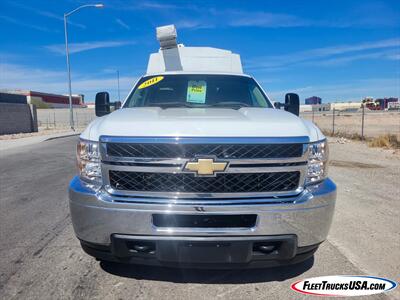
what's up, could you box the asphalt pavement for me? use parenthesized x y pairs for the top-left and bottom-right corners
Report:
(0, 136), (398, 299)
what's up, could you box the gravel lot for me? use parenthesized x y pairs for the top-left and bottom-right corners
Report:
(0, 136), (399, 299)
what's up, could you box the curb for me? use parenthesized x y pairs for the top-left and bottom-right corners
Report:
(1, 131), (81, 151)
(45, 133), (80, 141)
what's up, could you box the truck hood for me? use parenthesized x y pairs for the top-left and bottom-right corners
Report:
(82, 107), (323, 142)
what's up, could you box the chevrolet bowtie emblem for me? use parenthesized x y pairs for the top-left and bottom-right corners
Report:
(183, 158), (228, 176)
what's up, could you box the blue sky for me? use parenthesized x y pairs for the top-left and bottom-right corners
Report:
(0, 0), (399, 103)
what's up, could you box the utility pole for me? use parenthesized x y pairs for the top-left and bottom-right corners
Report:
(361, 104), (365, 140)
(117, 70), (121, 102)
(64, 14), (74, 130)
(64, 4), (104, 130)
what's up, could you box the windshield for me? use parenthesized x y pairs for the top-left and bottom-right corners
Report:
(124, 74), (273, 109)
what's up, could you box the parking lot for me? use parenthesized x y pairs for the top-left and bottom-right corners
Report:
(0, 136), (399, 299)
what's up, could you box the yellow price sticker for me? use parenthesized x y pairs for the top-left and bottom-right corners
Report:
(138, 76), (164, 89)
(187, 80), (207, 103)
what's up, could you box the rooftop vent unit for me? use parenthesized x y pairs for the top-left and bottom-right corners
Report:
(156, 25), (178, 50)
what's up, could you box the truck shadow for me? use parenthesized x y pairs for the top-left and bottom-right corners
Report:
(99, 256), (314, 284)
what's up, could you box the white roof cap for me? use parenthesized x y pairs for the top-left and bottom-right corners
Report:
(156, 25), (177, 49)
(147, 24), (243, 75)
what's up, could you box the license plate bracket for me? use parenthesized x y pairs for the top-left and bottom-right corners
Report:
(156, 240), (252, 263)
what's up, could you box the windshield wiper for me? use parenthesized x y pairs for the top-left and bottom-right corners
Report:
(209, 102), (252, 109)
(143, 101), (251, 109)
(145, 102), (196, 109)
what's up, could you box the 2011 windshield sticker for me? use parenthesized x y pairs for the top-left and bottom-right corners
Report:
(187, 80), (207, 103)
(138, 76), (164, 89)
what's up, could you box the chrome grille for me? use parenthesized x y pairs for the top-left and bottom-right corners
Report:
(100, 136), (309, 201)
(109, 171), (300, 193)
(106, 143), (303, 159)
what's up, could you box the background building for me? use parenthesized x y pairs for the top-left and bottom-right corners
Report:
(331, 102), (362, 111)
(362, 97), (399, 110)
(0, 92), (27, 104)
(300, 103), (331, 112)
(1, 90), (85, 108)
(375, 97), (398, 110)
(305, 96), (322, 105)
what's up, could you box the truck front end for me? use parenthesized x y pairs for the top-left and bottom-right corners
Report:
(69, 27), (336, 268)
(70, 132), (335, 268)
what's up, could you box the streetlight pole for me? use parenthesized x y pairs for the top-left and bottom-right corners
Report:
(64, 15), (74, 130)
(63, 4), (104, 131)
(117, 70), (121, 102)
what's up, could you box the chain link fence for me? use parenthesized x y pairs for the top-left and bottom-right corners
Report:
(35, 107), (399, 140)
(36, 108), (96, 130)
(301, 109), (400, 139)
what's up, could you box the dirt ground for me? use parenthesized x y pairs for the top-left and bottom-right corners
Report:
(1, 136), (399, 299)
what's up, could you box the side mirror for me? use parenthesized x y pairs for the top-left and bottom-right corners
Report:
(114, 101), (122, 110)
(284, 93), (300, 116)
(95, 92), (110, 117)
(274, 102), (282, 109)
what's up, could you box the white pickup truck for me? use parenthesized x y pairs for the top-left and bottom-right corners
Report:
(69, 25), (336, 268)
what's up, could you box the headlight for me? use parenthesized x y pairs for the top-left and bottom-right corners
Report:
(77, 139), (101, 183)
(306, 139), (329, 184)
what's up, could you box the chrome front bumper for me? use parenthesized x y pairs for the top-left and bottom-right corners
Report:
(68, 176), (336, 247)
